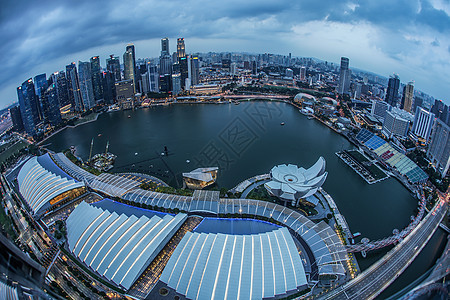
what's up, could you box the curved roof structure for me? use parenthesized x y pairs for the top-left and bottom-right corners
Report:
(17, 154), (85, 215)
(294, 93), (316, 103)
(265, 157), (327, 203)
(160, 227), (307, 299)
(66, 201), (187, 290)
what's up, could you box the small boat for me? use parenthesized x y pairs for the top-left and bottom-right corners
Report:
(186, 159), (190, 163)
(134, 152), (138, 155)
(98, 134), (102, 137)
(128, 115), (131, 118)
(280, 122), (285, 126)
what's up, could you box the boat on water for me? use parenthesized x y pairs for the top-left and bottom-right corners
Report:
(280, 122), (285, 126)
(128, 115), (131, 118)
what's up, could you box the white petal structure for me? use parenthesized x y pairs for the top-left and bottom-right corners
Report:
(264, 157), (327, 206)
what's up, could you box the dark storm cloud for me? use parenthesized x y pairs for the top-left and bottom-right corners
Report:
(1, 0), (450, 106)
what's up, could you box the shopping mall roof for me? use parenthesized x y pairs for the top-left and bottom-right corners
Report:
(66, 201), (187, 290)
(17, 154), (85, 215)
(160, 227), (307, 299)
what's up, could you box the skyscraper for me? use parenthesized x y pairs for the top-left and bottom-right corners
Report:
(102, 71), (116, 104)
(41, 83), (62, 126)
(412, 96), (423, 114)
(123, 48), (136, 93)
(400, 81), (414, 113)
(177, 38), (186, 58)
(17, 79), (40, 136)
(147, 63), (159, 92)
(337, 57), (350, 94)
(427, 118), (450, 177)
(106, 55), (121, 82)
(179, 56), (189, 89)
(90, 56), (103, 102)
(33, 73), (47, 120)
(190, 56), (200, 86)
(126, 44), (138, 92)
(53, 72), (70, 108)
(412, 107), (434, 142)
(78, 61), (95, 111)
(9, 105), (24, 132)
(385, 74), (400, 107)
(159, 38), (172, 76)
(161, 38), (169, 56)
(33, 73), (47, 101)
(66, 62), (83, 112)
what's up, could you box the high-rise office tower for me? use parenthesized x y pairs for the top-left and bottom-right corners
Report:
(190, 56), (200, 85)
(126, 44), (138, 92)
(427, 118), (450, 176)
(413, 96), (423, 114)
(106, 55), (121, 81)
(230, 62), (237, 76)
(52, 72), (70, 109)
(41, 83), (62, 126)
(141, 72), (150, 94)
(300, 67), (306, 81)
(172, 73), (181, 95)
(412, 107), (434, 142)
(33, 73), (47, 100)
(90, 56), (103, 102)
(159, 75), (172, 93)
(338, 57), (350, 94)
(78, 61), (95, 111)
(161, 38), (170, 56)
(33, 73), (47, 120)
(179, 56), (189, 89)
(147, 63), (159, 92)
(9, 106), (24, 132)
(400, 81), (414, 112)
(385, 74), (400, 107)
(123, 48), (136, 93)
(177, 38), (186, 58)
(66, 62), (83, 111)
(17, 79), (40, 136)
(159, 38), (172, 76)
(102, 71), (116, 104)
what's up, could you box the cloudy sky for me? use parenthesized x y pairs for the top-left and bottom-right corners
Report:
(1, 0), (449, 109)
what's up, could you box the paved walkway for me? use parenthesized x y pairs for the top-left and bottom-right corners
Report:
(240, 179), (270, 198)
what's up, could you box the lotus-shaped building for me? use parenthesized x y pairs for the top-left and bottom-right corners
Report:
(264, 157), (327, 206)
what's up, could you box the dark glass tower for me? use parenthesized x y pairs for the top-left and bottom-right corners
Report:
(42, 83), (62, 126)
(106, 55), (121, 82)
(78, 61), (95, 111)
(9, 106), (24, 132)
(17, 79), (40, 136)
(385, 74), (400, 107)
(90, 56), (104, 102)
(66, 62), (83, 111)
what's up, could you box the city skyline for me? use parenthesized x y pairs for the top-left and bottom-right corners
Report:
(0, 0), (449, 109)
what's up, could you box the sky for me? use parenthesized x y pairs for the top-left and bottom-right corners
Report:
(1, 0), (449, 109)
